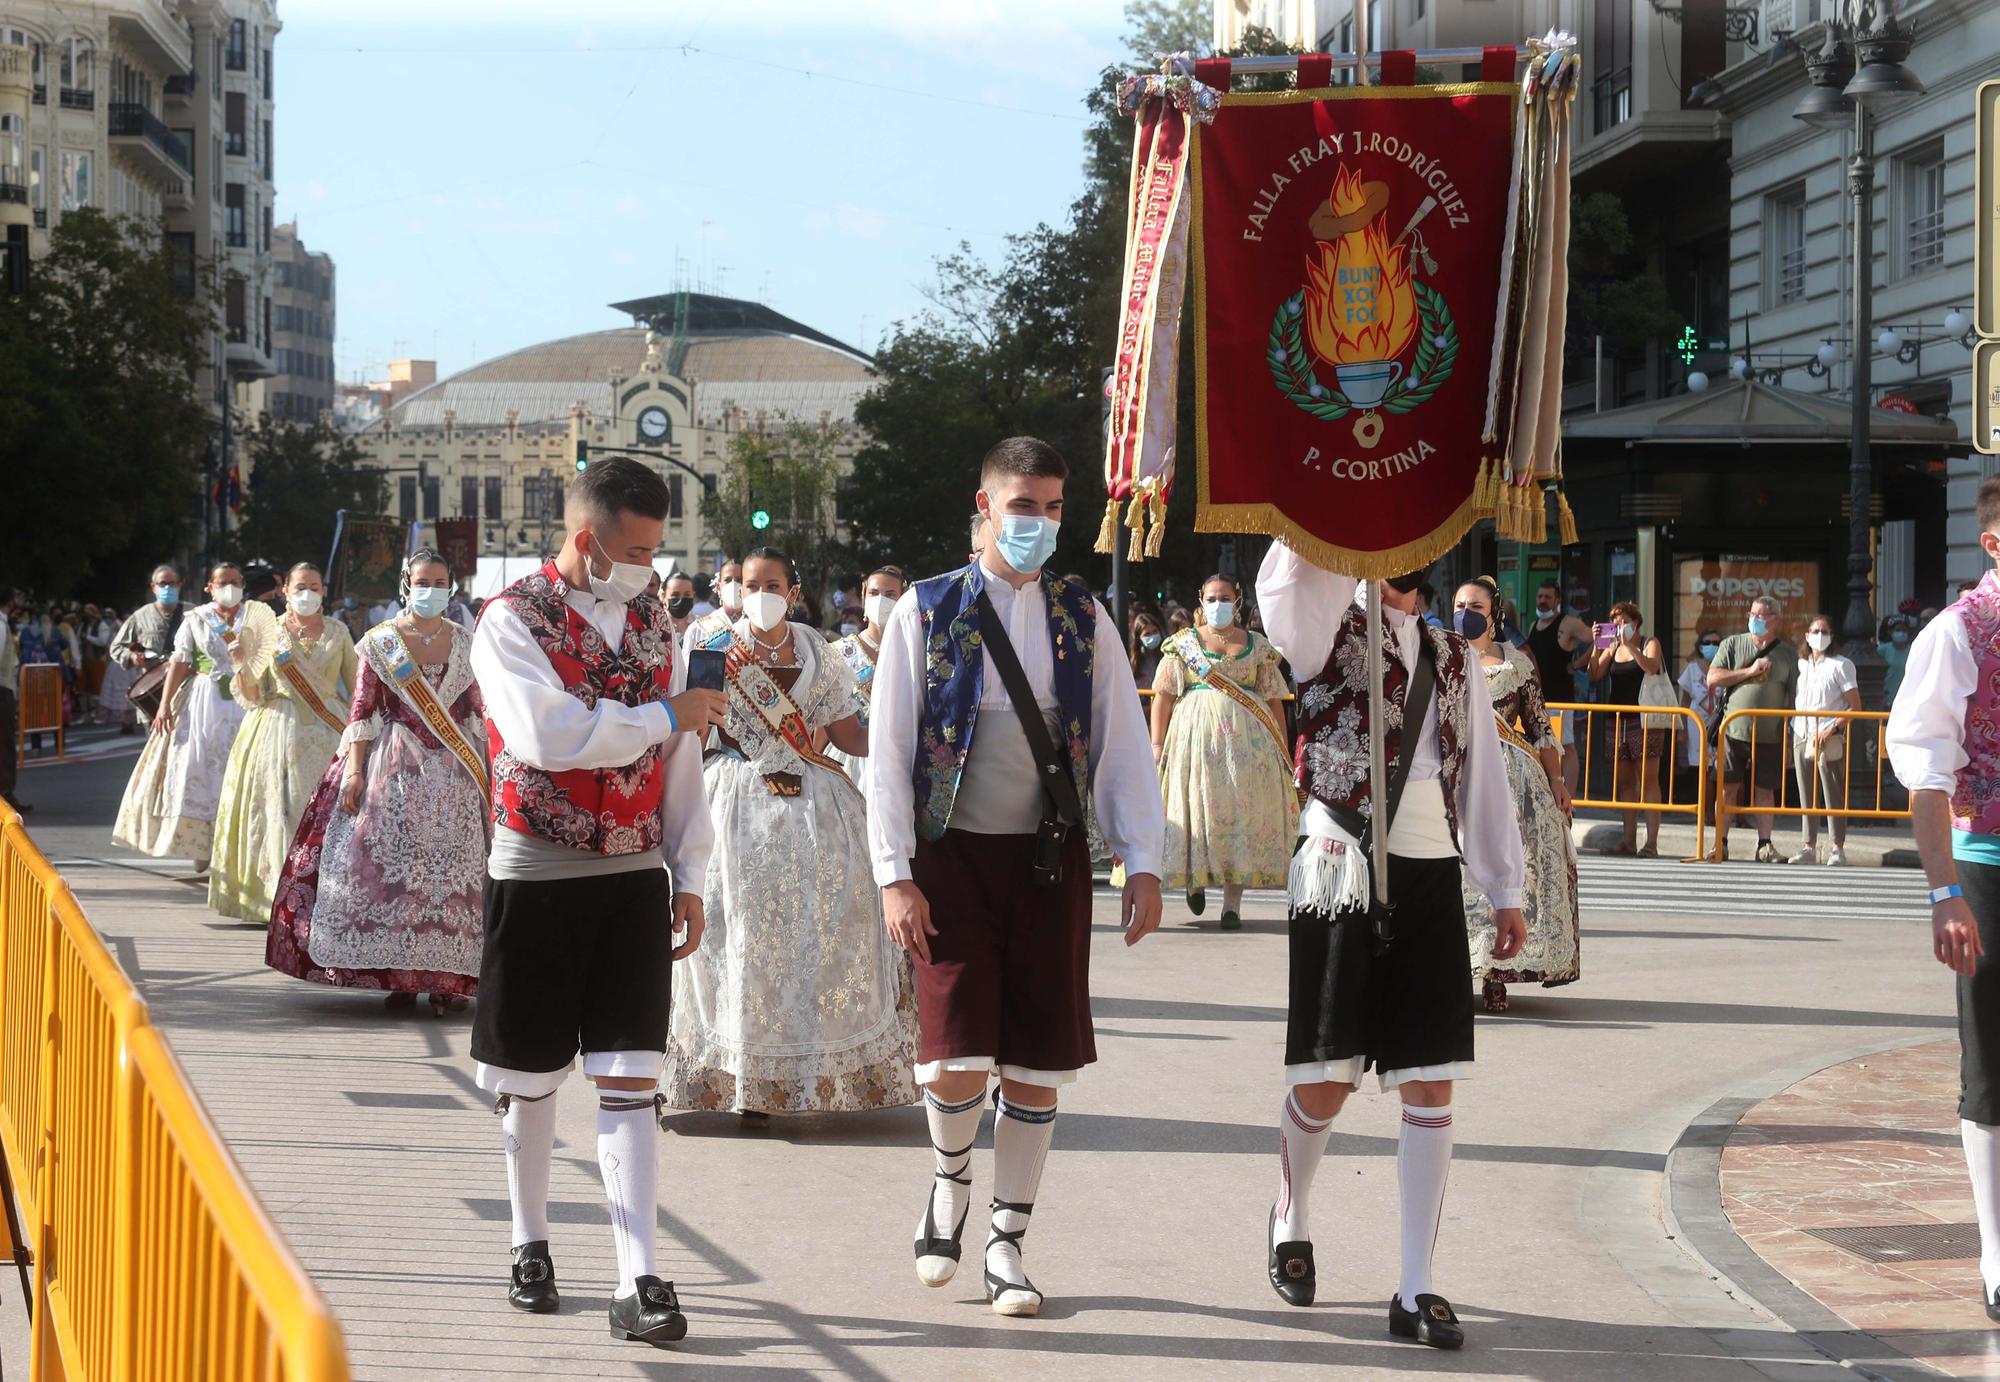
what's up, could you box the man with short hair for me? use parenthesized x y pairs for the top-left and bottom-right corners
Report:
(681, 559), (743, 659)
(1707, 596), (1798, 862)
(1523, 579), (1591, 798)
(1889, 474), (2000, 1323)
(110, 564), (184, 734)
(469, 457), (729, 1348)
(869, 436), (1164, 1319)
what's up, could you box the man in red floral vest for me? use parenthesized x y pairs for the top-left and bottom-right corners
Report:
(469, 458), (726, 1348)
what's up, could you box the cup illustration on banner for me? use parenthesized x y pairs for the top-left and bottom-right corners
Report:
(1268, 164), (1457, 451)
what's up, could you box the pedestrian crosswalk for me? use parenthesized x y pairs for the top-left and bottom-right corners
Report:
(1577, 854), (1927, 922)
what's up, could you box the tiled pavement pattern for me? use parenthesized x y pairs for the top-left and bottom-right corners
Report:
(1724, 1040), (2000, 1379)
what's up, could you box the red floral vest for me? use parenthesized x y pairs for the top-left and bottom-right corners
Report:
(1952, 571), (2000, 836)
(1293, 603), (1476, 843)
(487, 563), (676, 856)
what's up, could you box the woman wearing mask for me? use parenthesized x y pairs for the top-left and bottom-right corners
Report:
(208, 563), (358, 922)
(1879, 614), (1914, 707)
(112, 563), (274, 867)
(1128, 604), (1167, 687)
(664, 546), (917, 1119)
(267, 550), (489, 1013)
(1150, 574), (1294, 931)
(1452, 579), (1579, 1011)
(661, 571), (699, 644)
(1588, 601), (1667, 856)
(827, 565), (907, 797)
(1678, 630), (1723, 802)
(1792, 613), (1860, 866)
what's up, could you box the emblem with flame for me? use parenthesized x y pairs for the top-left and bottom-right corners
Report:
(1268, 164), (1458, 448)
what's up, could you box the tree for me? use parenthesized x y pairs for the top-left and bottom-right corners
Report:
(230, 417), (386, 571)
(0, 210), (213, 601)
(1567, 191), (1681, 358)
(700, 418), (848, 598)
(1123, 0), (1211, 61)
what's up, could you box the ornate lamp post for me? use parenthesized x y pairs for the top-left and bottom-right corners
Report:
(1792, 1), (1925, 664)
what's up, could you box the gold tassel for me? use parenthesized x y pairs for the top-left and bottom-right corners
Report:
(1144, 485), (1168, 558)
(1125, 481), (1148, 562)
(1492, 478), (1510, 538)
(1470, 458), (1491, 516)
(1094, 497), (1122, 555)
(1558, 489), (1579, 546)
(1529, 487), (1547, 544)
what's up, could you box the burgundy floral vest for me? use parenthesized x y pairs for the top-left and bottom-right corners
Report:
(486, 563), (677, 856)
(1952, 571), (2000, 835)
(1293, 603), (1475, 843)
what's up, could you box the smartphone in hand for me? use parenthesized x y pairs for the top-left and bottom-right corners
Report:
(686, 648), (728, 693)
(1592, 623), (1617, 650)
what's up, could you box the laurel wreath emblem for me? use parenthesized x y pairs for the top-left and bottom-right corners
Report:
(1266, 280), (1459, 419)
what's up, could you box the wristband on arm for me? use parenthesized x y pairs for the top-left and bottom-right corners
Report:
(1931, 884), (1965, 906)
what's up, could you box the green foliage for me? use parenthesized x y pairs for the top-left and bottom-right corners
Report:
(701, 419), (847, 595)
(0, 210), (212, 601)
(230, 417), (386, 570)
(1568, 190), (1680, 347)
(1122, 0), (1210, 61)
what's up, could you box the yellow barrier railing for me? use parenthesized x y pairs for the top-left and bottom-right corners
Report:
(1712, 708), (1906, 851)
(1546, 701), (1711, 860)
(0, 801), (350, 1381)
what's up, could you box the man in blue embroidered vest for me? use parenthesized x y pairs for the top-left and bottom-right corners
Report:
(867, 436), (1164, 1319)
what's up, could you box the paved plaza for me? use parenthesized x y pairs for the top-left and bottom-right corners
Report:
(4, 733), (1988, 1379)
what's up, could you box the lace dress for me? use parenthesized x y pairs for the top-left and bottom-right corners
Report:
(1463, 646), (1580, 987)
(664, 623), (919, 1114)
(265, 625), (488, 995)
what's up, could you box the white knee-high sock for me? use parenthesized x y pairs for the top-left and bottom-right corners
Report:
(598, 1091), (660, 1299)
(988, 1094), (1057, 1289)
(502, 1090), (558, 1249)
(1397, 1103), (1454, 1306)
(918, 1087), (987, 1245)
(1964, 1120), (2000, 1299)
(1275, 1092), (1333, 1245)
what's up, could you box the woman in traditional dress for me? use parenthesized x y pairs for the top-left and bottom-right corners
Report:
(825, 564), (905, 798)
(663, 546), (918, 1119)
(267, 550), (488, 1013)
(1451, 578), (1579, 1012)
(208, 562), (358, 922)
(112, 563), (273, 867)
(1149, 574), (1295, 932)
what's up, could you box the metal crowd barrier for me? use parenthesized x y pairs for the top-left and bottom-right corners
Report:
(1711, 708), (1907, 849)
(1545, 701), (1711, 860)
(15, 665), (64, 764)
(0, 801), (349, 1380)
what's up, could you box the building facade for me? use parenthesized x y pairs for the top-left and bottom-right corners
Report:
(351, 294), (875, 590)
(261, 218), (332, 423)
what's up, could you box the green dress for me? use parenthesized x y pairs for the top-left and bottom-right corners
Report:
(208, 616), (357, 922)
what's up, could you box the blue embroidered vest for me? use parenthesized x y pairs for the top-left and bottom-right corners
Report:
(911, 563), (1095, 842)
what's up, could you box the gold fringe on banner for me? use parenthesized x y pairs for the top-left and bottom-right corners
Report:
(1094, 497), (1123, 555)
(1470, 459), (1492, 517)
(1528, 486), (1547, 544)
(1558, 488), (1579, 546)
(1125, 482), (1148, 562)
(1144, 485), (1168, 557)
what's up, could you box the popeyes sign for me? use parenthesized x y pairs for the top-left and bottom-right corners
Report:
(1676, 558), (1820, 650)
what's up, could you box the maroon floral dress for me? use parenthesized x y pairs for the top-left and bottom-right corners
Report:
(266, 625), (488, 996)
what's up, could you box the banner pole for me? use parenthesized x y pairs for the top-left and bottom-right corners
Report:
(1367, 581), (1389, 907)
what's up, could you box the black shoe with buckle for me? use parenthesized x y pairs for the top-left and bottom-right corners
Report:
(1389, 1293), (1464, 1350)
(507, 1240), (560, 1314)
(1266, 1207), (1315, 1307)
(1987, 1284), (2000, 1324)
(610, 1275), (688, 1345)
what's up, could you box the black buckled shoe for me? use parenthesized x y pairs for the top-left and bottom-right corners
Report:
(507, 1240), (560, 1314)
(1266, 1207), (1315, 1307)
(1987, 1284), (2000, 1324)
(610, 1275), (688, 1345)
(1389, 1293), (1464, 1350)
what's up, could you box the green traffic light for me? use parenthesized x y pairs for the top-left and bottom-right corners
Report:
(751, 510), (771, 530)
(574, 440), (589, 472)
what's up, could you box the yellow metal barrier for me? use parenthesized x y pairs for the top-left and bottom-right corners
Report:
(0, 800), (350, 1380)
(1546, 701), (1711, 860)
(1711, 708), (1906, 852)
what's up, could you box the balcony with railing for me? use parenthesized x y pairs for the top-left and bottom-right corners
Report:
(109, 103), (193, 182)
(0, 171), (26, 207)
(58, 87), (94, 111)
(165, 72), (197, 102)
(110, 2), (195, 78)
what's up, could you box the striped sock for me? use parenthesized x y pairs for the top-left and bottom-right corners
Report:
(988, 1095), (1057, 1292)
(1397, 1103), (1455, 1307)
(919, 1087), (987, 1250)
(1275, 1092), (1333, 1245)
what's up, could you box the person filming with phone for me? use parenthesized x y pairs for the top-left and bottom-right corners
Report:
(1706, 596), (1798, 862)
(1587, 603), (1666, 856)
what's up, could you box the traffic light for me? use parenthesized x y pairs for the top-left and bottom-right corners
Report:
(751, 510), (771, 531)
(574, 439), (589, 473)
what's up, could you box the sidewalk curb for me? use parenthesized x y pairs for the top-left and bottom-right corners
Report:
(1570, 817), (1923, 869)
(1660, 1035), (1957, 1382)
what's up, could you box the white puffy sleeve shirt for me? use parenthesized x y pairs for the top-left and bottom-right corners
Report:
(1887, 608), (1974, 797)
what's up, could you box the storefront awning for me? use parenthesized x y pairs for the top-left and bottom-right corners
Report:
(1561, 378), (1963, 447)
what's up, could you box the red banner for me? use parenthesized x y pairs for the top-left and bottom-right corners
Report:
(435, 517), (479, 585)
(1193, 78), (1524, 576)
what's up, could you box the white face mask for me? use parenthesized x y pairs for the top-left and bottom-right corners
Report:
(212, 584), (243, 610)
(1808, 630), (1832, 652)
(743, 591), (789, 633)
(1204, 599), (1236, 629)
(289, 590), (323, 616)
(584, 531), (654, 606)
(717, 579), (744, 610)
(864, 592), (898, 629)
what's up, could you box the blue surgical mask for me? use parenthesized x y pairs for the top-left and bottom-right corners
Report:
(407, 586), (450, 619)
(1140, 632), (1163, 650)
(1204, 600), (1236, 629)
(1699, 642), (1719, 658)
(1891, 630), (1909, 646)
(991, 514), (1059, 575)
(1453, 608), (1489, 640)
(1748, 616), (1770, 638)
(154, 585), (180, 608)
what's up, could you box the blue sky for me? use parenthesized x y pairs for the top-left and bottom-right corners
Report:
(274, 1), (1134, 384)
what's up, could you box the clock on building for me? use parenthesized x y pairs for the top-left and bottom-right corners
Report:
(637, 406), (671, 442)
